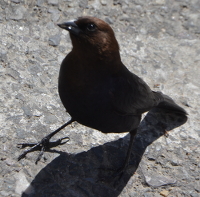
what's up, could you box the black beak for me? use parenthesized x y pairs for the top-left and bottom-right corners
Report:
(57, 21), (82, 36)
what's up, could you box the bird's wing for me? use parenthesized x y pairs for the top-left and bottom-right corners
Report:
(110, 69), (162, 116)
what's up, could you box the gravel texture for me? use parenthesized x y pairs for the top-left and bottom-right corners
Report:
(0, 0), (199, 196)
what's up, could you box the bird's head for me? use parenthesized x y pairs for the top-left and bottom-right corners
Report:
(58, 16), (120, 61)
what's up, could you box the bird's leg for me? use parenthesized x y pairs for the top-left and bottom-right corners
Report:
(18, 119), (74, 164)
(99, 129), (136, 184)
(115, 129), (137, 176)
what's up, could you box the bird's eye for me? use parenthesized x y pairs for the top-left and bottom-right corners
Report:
(86, 23), (96, 31)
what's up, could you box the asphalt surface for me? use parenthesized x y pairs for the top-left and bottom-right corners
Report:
(0, 0), (199, 196)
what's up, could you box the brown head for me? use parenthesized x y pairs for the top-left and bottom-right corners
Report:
(58, 16), (120, 62)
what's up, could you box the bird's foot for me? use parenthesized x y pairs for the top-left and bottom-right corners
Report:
(17, 136), (69, 164)
(98, 164), (128, 186)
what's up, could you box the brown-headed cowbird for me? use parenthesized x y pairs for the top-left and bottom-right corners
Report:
(18, 17), (187, 172)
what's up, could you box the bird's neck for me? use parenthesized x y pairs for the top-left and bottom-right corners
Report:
(73, 39), (121, 58)
(71, 46), (122, 73)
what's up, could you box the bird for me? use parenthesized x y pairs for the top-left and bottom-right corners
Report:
(18, 16), (187, 175)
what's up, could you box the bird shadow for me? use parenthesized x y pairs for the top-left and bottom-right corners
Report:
(21, 108), (187, 197)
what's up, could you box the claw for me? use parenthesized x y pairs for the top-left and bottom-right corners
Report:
(17, 137), (70, 163)
(35, 146), (46, 164)
(17, 143), (37, 148)
(34, 136), (70, 164)
(58, 137), (70, 145)
(98, 165), (125, 184)
(17, 143), (42, 161)
(48, 137), (70, 148)
(17, 119), (73, 163)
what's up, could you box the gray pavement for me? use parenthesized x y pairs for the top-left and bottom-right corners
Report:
(0, 0), (199, 196)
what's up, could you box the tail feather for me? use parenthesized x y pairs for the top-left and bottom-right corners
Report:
(154, 92), (188, 115)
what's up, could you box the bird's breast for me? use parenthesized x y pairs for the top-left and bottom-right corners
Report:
(58, 63), (111, 116)
(58, 55), (139, 133)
